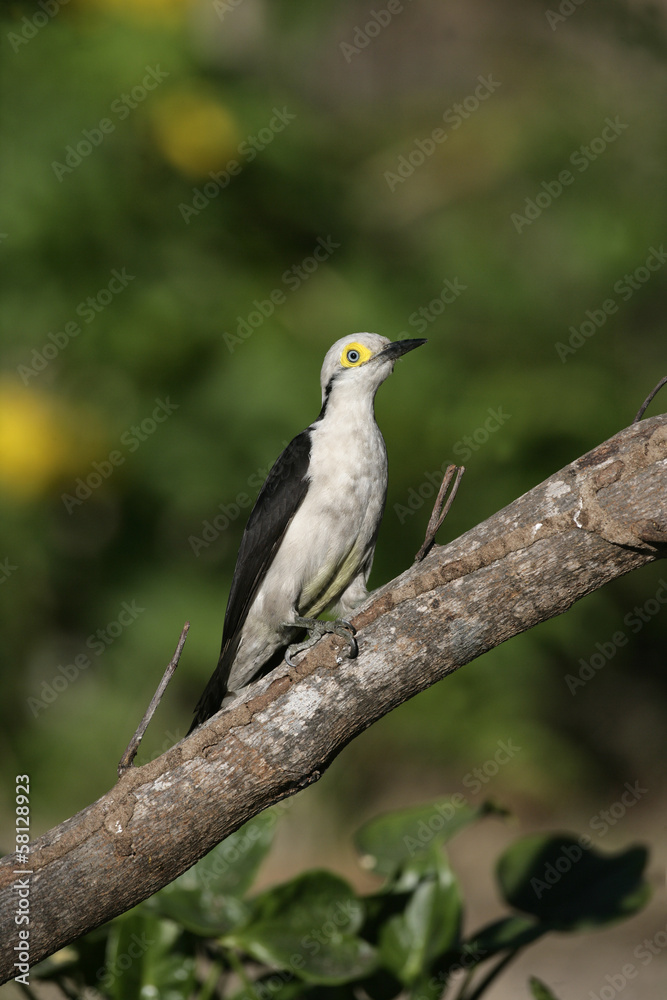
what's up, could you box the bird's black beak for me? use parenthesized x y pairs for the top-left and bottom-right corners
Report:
(377, 338), (427, 361)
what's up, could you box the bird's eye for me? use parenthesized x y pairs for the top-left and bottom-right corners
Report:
(340, 341), (372, 368)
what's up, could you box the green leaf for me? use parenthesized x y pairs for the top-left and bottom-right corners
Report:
(151, 811), (276, 934)
(362, 847), (460, 955)
(529, 975), (562, 999)
(30, 923), (111, 982)
(407, 972), (450, 1000)
(227, 973), (308, 1000)
(246, 871), (365, 930)
(31, 927), (108, 985)
(154, 885), (248, 936)
(226, 871), (377, 984)
(356, 967), (404, 1000)
(465, 914), (544, 959)
(497, 834), (650, 930)
(389, 847), (455, 894)
(355, 799), (507, 877)
(175, 810), (277, 898)
(103, 908), (196, 1000)
(232, 927), (376, 986)
(378, 848), (462, 985)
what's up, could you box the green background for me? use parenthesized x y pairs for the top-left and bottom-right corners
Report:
(1, 0), (666, 995)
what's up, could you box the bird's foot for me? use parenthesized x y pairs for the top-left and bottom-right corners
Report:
(283, 616), (358, 666)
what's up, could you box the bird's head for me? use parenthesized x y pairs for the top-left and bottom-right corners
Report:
(319, 333), (426, 404)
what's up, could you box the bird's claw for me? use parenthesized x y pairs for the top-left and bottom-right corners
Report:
(333, 619), (358, 658)
(284, 617), (358, 666)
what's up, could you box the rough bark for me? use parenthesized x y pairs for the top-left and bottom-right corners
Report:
(1, 415), (665, 983)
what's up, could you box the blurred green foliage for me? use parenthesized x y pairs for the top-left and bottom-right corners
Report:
(1, 0), (666, 869)
(30, 802), (651, 999)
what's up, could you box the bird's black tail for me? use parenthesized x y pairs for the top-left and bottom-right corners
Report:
(187, 641), (290, 733)
(187, 652), (230, 734)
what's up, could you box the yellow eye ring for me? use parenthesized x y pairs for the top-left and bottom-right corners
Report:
(340, 342), (372, 368)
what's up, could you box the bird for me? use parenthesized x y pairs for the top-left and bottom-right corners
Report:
(188, 333), (426, 731)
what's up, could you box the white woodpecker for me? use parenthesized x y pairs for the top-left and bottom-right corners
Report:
(189, 333), (426, 730)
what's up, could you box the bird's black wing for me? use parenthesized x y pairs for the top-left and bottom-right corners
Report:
(223, 430), (312, 647)
(189, 430), (312, 729)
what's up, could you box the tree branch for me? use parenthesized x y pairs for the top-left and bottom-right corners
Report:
(1, 415), (665, 982)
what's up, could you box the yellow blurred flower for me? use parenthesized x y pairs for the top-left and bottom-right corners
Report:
(0, 382), (91, 499)
(151, 89), (240, 178)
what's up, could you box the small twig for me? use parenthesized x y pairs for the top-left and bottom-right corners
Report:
(463, 948), (522, 1000)
(633, 375), (667, 423)
(450, 963), (476, 1000)
(415, 464), (465, 562)
(117, 621), (190, 776)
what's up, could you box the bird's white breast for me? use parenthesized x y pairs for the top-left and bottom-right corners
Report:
(253, 385), (387, 621)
